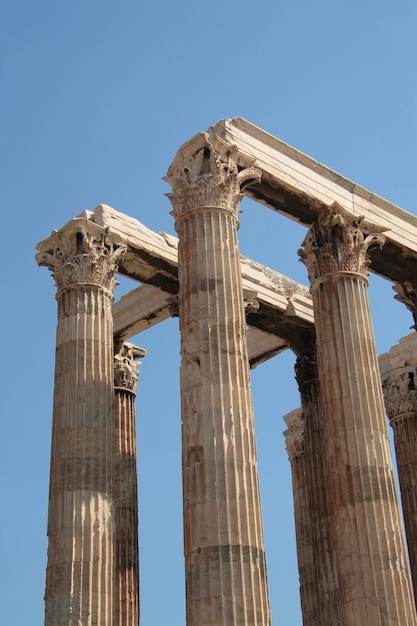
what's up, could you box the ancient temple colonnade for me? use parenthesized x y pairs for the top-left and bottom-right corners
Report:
(37, 118), (417, 625)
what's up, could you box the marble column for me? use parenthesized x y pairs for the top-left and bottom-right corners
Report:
(166, 142), (271, 625)
(294, 352), (341, 626)
(299, 204), (417, 625)
(114, 342), (145, 626)
(380, 332), (417, 602)
(36, 219), (126, 626)
(283, 408), (319, 626)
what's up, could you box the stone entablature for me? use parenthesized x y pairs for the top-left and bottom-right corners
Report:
(208, 118), (417, 285)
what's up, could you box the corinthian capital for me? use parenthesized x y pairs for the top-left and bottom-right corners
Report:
(382, 372), (417, 423)
(36, 218), (127, 294)
(114, 342), (146, 394)
(298, 203), (385, 283)
(165, 137), (261, 221)
(283, 409), (305, 461)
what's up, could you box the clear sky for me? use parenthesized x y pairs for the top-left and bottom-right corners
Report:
(1, 1), (416, 624)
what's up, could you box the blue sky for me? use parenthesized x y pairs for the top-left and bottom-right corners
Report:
(1, 1), (416, 624)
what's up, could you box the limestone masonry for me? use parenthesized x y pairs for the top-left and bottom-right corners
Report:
(37, 118), (417, 625)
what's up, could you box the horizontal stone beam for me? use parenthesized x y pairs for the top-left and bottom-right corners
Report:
(113, 283), (173, 338)
(87, 202), (312, 316)
(112, 282), (290, 368)
(85, 203), (314, 364)
(205, 118), (417, 284)
(90, 203), (179, 292)
(38, 205), (313, 365)
(246, 328), (288, 369)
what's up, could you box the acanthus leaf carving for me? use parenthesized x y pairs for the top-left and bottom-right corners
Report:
(114, 342), (146, 394)
(382, 368), (417, 423)
(165, 146), (261, 221)
(36, 221), (127, 294)
(298, 203), (385, 282)
(283, 408), (305, 461)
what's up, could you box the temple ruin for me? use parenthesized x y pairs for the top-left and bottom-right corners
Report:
(36, 118), (417, 625)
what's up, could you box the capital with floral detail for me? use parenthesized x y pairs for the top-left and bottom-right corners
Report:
(298, 203), (385, 283)
(165, 134), (261, 222)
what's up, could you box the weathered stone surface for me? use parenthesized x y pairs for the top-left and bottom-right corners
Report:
(36, 119), (417, 626)
(114, 342), (145, 626)
(294, 352), (341, 626)
(37, 219), (126, 626)
(209, 117), (417, 284)
(284, 409), (320, 626)
(111, 275), (300, 368)
(98, 202), (314, 363)
(380, 332), (417, 603)
(166, 139), (271, 625)
(300, 206), (417, 625)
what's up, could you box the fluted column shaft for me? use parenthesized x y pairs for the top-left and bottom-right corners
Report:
(114, 343), (145, 626)
(36, 220), (126, 626)
(380, 332), (417, 602)
(283, 409), (319, 626)
(166, 144), (271, 625)
(295, 354), (341, 626)
(300, 205), (417, 625)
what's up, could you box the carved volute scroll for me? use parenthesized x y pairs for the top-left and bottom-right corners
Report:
(35, 219), (127, 296)
(283, 408), (305, 462)
(165, 139), (261, 223)
(299, 203), (385, 284)
(114, 342), (146, 394)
